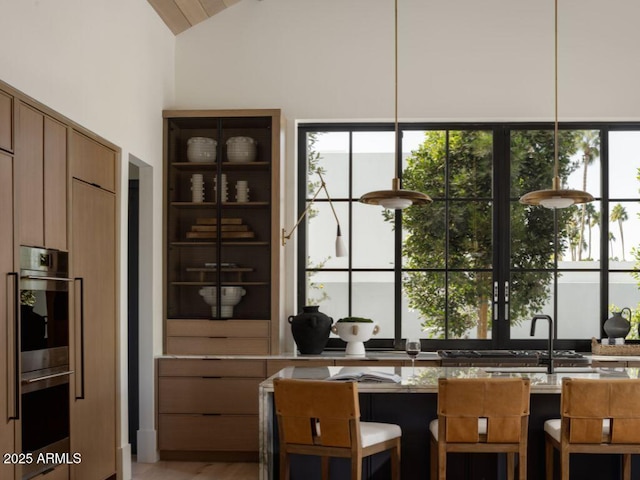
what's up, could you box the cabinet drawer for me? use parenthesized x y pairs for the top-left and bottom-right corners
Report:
(266, 359), (334, 377)
(33, 464), (68, 480)
(159, 377), (261, 414)
(166, 336), (269, 355)
(158, 414), (258, 451)
(166, 319), (269, 337)
(591, 360), (627, 368)
(0, 90), (13, 152)
(158, 358), (265, 377)
(70, 130), (116, 192)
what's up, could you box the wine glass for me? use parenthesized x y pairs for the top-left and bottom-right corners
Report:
(405, 338), (421, 369)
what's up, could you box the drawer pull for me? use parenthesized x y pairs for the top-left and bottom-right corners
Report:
(202, 376), (222, 379)
(202, 413), (221, 416)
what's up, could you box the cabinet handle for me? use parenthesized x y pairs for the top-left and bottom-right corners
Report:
(22, 275), (73, 282)
(7, 272), (19, 420)
(23, 370), (74, 384)
(202, 376), (222, 379)
(75, 277), (86, 400)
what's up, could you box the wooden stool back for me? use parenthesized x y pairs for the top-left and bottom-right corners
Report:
(431, 377), (531, 480)
(274, 378), (401, 480)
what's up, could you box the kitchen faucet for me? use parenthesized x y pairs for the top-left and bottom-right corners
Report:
(530, 314), (554, 374)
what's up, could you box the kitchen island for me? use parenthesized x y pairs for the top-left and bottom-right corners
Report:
(259, 365), (640, 480)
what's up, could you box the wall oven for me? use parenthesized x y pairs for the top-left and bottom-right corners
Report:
(19, 247), (72, 479)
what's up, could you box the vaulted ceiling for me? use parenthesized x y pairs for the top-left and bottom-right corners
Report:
(147, 0), (242, 35)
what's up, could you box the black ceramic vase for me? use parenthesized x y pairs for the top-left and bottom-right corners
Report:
(604, 307), (631, 338)
(288, 306), (333, 354)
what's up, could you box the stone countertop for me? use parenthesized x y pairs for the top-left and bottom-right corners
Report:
(158, 351), (640, 363)
(259, 365), (639, 395)
(591, 354), (640, 361)
(157, 351), (443, 360)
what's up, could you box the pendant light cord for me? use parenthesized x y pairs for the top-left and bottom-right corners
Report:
(553, 0), (560, 187)
(394, 0), (399, 182)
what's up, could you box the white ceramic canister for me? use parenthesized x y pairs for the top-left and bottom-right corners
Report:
(226, 136), (257, 163)
(187, 137), (217, 162)
(236, 180), (250, 202)
(191, 174), (204, 202)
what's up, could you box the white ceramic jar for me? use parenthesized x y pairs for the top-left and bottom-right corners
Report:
(226, 136), (257, 163)
(187, 137), (217, 162)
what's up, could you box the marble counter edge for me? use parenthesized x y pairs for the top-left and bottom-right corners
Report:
(155, 352), (442, 360)
(257, 366), (637, 395)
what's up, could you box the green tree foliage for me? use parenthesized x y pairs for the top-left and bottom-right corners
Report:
(400, 129), (581, 338)
(306, 132), (330, 305)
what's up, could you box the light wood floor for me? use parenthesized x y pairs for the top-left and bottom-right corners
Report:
(131, 460), (259, 480)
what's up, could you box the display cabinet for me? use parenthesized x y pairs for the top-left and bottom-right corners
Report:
(163, 109), (282, 355)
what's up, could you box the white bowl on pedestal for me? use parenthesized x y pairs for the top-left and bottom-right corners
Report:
(198, 286), (246, 318)
(332, 320), (379, 356)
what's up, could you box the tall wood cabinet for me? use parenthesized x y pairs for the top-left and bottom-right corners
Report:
(0, 79), (119, 480)
(163, 109), (283, 355)
(0, 148), (17, 480)
(69, 134), (117, 480)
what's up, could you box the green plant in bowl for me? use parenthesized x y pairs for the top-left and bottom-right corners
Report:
(337, 317), (373, 323)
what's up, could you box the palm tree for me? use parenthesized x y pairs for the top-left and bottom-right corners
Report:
(609, 231), (616, 260)
(586, 205), (599, 260)
(577, 131), (600, 260)
(610, 203), (629, 261)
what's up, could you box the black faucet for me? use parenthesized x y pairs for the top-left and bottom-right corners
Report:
(530, 314), (554, 374)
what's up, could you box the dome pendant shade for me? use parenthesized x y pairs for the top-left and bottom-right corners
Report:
(359, 178), (432, 210)
(519, 176), (594, 209)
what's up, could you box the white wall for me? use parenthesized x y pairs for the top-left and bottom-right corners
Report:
(176, 0), (640, 120)
(0, 0), (175, 475)
(174, 0), (640, 350)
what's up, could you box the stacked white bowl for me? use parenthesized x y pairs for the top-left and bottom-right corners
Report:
(227, 136), (257, 163)
(236, 180), (250, 202)
(214, 174), (228, 202)
(187, 137), (217, 162)
(190, 174), (204, 203)
(199, 286), (246, 318)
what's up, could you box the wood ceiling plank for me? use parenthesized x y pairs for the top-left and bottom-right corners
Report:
(175, 0), (209, 26)
(147, 0), (191, 34)
(199, 0), (227, 17)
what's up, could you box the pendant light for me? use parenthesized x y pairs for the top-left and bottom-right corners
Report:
(359, 0), (431, 209)
(519, 0), (593, 209)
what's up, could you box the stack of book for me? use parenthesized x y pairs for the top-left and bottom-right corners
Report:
(186, 217), (255, 239)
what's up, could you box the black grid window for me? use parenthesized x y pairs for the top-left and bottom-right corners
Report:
(297, 123), (640, 352)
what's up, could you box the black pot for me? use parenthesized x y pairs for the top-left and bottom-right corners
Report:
(604, 308), (631, 338)
(288, 306), (333, 355)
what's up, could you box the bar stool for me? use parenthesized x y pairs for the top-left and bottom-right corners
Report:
(429, 377), (531, 480)
(544, 377), (640, 480)
(273, 378), (401, 480)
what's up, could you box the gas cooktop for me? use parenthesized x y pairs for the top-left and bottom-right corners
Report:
(438, 349), (588, 365)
